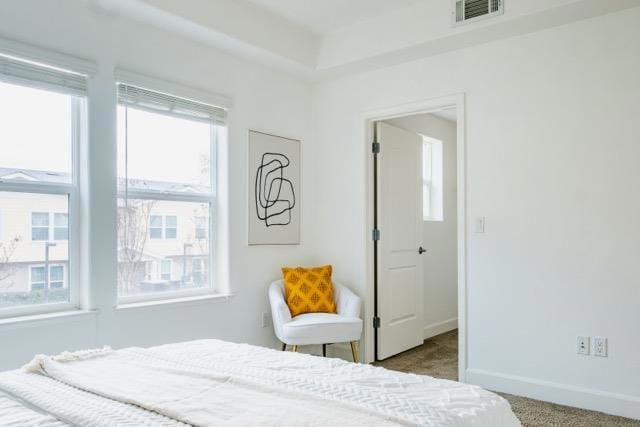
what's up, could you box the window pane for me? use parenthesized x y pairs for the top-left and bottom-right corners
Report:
(165, 216), (177, 227)
(0, 192), (70, 309)
(32, 227), (49, 241)
(32, 212), (49, 226)
(117, 106), (211, 193)
(31, 267), (45, 283)
(194, 216), (207, 240)
(0, 82), (72, 183)
(117, 198), (211, 297)
(150, 215), (162, 227)
(50, 266), (64, 282)
(54, 213), (68, 227)
(165, 228), (177, 239)
(422, 137), (444, 222)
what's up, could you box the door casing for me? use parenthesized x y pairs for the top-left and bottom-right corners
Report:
(361, 94), (467, 382)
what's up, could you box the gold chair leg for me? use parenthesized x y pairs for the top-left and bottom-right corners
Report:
(291, 345), (298, 352)
(281, 343), (287, 351)
(350, 341), (359, 363)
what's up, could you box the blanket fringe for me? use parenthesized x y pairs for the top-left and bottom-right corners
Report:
(22, 346), (113, 374)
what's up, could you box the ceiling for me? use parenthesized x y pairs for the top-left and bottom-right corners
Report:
(245, 0), (425, 34)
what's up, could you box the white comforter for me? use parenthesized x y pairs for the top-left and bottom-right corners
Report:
(0, 339), (521, 426)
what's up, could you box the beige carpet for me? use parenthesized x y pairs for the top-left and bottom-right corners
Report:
(374, 330), (640, 426)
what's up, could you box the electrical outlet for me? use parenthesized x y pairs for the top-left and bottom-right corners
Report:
(593, 337), (608, 357)
(577, 336), (590, 355)
(261, 312), (271, 328)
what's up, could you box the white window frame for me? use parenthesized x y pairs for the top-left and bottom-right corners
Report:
(53, 212), (69, 241)
(30, 211), (50, 242)
(30, 212), (69, 242)
(164, 215), (177, 239)
(29, 265), (47, 291)
(48, 264), (65, 289)
(0, 79), (83, 319)
(29, 264), (66, 291)
(149, 215), (163, 239)
(116, 75), (222, 305)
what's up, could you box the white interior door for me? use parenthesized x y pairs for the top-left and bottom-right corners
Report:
(377, 122), (424, 360)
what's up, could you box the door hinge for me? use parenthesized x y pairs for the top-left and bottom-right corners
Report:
(373, 316), (381, 329)
(372, 228), (380, 241)
(372, 142), (380, 154)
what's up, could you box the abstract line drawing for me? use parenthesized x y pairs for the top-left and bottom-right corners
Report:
(248, 130), (300, 245)
(254, 152), (296, 227)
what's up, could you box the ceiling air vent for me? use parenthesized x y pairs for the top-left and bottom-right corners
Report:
(453, 0), (503, 25)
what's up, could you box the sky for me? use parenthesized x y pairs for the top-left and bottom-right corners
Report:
(0, 80), (211, 189)
(117, 106), (211, 188)
(0, 81), (72, 176)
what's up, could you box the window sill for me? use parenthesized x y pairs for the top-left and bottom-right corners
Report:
(115, 293), (235, 311)
(0, 309), (98, 329)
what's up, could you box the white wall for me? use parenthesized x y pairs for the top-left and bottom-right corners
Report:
(386, 114), (458, 339)
(312, 7), (640, 419)
(0, 0), (313, 369)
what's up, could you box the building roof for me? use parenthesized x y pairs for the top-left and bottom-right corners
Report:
(0, 168), (210, 194)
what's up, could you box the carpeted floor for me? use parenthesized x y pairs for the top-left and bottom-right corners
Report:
(375, 330), (640, 426)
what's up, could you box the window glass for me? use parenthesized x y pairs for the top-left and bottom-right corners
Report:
(1, 192), (70, 309)
(192, 258), (207, 286)
(0, 82), (72, 181)
(422, 137), (444, 222)
(0, 61), (84, 316)
(117, 101), (216, 301)
(117, 198), (211, 297)
(54, 213), (68, 241)
(49, 266), (64, 289)
(117, 107), (211, 192)
(161, 260), (171, 281)
(31, 212), (50, 241)
(149, 215), (163, 239)
(194, 217), (207, 240)
(165, 216), (177, 239)
(30, 266), (46, 290)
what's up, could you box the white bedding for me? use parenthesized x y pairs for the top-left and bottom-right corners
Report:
(0, 339), (521, 427)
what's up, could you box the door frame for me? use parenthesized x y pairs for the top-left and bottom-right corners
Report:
(362, 93), (467, 382)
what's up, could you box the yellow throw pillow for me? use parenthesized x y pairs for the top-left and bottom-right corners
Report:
(282, 265), (337, 317)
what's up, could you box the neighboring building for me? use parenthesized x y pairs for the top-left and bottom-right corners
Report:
(0, 168), (210, 299)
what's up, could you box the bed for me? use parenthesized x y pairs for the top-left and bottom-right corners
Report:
(0, 339), (521, 426)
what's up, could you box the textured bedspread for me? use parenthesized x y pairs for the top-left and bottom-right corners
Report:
(0, 339), (521, 426)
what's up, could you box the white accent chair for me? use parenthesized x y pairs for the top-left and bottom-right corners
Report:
(269, 280), (363, 362)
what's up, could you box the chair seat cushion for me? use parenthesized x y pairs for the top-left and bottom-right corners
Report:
(281, 313), (363, 346)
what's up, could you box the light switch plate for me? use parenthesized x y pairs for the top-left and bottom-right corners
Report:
(474, 216), (485, 234)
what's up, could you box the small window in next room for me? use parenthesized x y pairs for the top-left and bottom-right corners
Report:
(422, 136), (444, 221)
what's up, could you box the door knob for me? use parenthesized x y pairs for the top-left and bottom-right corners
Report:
(418, 246), (426, 254)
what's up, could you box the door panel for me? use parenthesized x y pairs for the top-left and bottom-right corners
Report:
(377, 122), (424, 360)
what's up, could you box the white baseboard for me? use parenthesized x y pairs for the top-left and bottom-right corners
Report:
(423, 317), (457, 340)
(466, 368), (640, 421)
